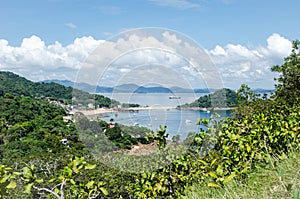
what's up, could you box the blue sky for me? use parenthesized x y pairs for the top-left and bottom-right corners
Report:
(0, 0), (299, 89)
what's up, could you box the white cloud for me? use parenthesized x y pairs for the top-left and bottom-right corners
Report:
(0, 32), (293, 89)
(77, 29), (220, 89)
(266, 33), (292, 57)
(148, 0), (200, 9)
(210, 45), (227, 56)
(208, 33), (292, 88)
(65, 22), (77, 29)
(0, 35), (103, 81)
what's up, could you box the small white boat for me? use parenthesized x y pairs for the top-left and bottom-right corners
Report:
(185, 119), (192, 124)
(169, 96), (181, 99)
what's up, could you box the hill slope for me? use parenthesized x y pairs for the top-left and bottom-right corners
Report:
(178, 88), (238, 108)
(0, 71), (119, 108)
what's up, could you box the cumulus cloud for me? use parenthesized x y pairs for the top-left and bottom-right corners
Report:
(0, 35), (103, 81)
(266, 33), (292, 57)
(0, 32), (293, 89)
(76, 29), (220, 90)
(209, 33), (292, 88)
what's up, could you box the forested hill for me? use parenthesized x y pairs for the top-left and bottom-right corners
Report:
(0, 71), (119, 108)
(178, 88), (238, 108)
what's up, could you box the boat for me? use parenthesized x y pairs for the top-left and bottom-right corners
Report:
(169, 96), (181, 99)
(185, 119), (192, 124)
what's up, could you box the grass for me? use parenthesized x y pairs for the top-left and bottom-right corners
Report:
(184, 150), (300, 199)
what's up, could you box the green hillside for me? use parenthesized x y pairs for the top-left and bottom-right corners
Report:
(0, 71), (119, 108)
(178, 88), (238, 108)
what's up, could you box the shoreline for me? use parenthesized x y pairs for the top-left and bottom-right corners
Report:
(74, 106), (235, 116)
(177, 107), (236, 111)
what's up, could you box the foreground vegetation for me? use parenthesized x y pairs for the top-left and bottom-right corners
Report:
(0, 41), (299, 198)
(184, 150), (300, 199)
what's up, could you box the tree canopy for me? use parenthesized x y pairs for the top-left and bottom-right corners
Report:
(271, 40), (300, 103)
(0, 71), (119, 108)
(178, 88), (238, 108)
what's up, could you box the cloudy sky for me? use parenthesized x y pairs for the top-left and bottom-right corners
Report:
(0, 0), (299, 89)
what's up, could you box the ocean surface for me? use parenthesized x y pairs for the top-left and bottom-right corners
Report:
(98, 93), (231, 139)
(102, 92), (206, 107)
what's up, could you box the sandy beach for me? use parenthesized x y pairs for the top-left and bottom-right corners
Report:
(76, 106), (175, 116)
(74, 106), (235, 116)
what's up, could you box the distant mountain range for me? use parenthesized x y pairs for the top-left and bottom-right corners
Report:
(42, 79), (273, 94)
(41, 80), (213, 93)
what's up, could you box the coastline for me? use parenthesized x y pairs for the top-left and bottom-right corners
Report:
(176, 107), (236, 111)
(74, 106), (235, 116)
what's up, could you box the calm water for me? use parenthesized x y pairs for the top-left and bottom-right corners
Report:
(100, 92), (206, 107)
(98, 93), (231, 139)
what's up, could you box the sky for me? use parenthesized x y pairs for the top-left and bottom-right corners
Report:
(0, 0), (299, 89)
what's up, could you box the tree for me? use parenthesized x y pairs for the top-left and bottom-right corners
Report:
(271, 40), (300, 102)
(236, 84), (259, 105)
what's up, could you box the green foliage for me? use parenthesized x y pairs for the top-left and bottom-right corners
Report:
(271, 40), (300, 103)
(0, 71), (120, 108)
(179, 88), (238, 108)
(118, 124), (153, 139)
(0, 95), (84, 163)
(236, 83), (260, 105)
(184, 150), (300, 199)
(0, 157), (108, 199)
(147, 125), (169, 150)
(121, 103), (140, 108)
(104, 123), (138, 149)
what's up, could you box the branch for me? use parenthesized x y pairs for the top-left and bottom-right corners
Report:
(33, 185), (63, 199)
(88, 191), (101, 199)
(60, 179), (66, 199)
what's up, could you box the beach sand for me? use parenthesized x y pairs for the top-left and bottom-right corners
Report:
(74, 106), (234, 116)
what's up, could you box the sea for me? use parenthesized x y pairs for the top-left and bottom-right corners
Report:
(98, 93), (232, 139)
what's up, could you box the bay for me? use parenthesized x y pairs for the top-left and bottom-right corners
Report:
(98, 93), (231, 139)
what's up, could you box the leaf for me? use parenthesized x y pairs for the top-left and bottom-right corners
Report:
(208, 182), (220, 187)
(97, 181), (104, 187)
(86, 180), (94, 189)
(198, 159), (208, 166)
(54, 187), (60, 194)
(35, 179), (44, 183)
(48, 178), (56, 183)
(70, 179), (76, 185)
(22, 167), (33, 179)
(0, 174), (10, 183)
(100, 187), (108, 196)
(208, 171), (218, 179)
(6, 181), (17, 189)
(13, 172), (21, 176)
(246, 145), (251, 152)
(223, 173), (237, 184)
(210, 159), (218, 167)
(24, 183), (33, 194)
(84, 164), (96, 170)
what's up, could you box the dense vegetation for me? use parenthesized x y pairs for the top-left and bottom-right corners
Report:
(0, 94), (85, 163)
(0, 41), (299, 198)
(0, 71), (119, 108)
(178, 88), (238, 108)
